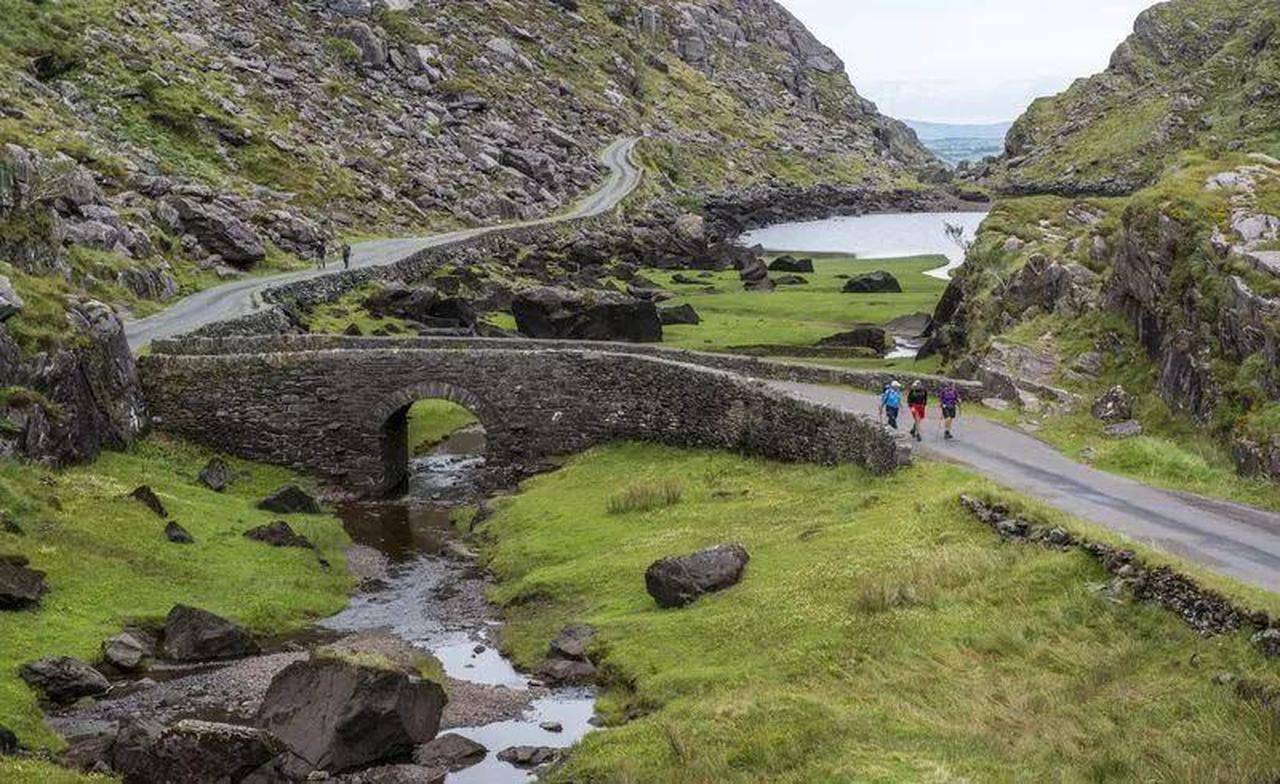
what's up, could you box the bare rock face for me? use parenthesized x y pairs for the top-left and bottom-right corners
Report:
(256, 656), (447, 773)
(645, 543), (751, 609)
(162, 605), (260, 662)
(111, 719), (287, 784)
(158, 196), (265, 268)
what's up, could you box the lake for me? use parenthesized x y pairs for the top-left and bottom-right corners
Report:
(740, 211), (988, 280)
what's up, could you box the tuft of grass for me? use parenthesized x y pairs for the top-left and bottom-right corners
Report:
(0, 436), (353, 749)
(606, 479), (683, 515)
(481, 443), (1280, 782)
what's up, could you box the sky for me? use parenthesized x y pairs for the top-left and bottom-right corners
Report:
(779, 0), (1157, 124)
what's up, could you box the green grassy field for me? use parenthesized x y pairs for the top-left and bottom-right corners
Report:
(483, 443), (1280, 783)
(0, 437), (352, 750)
(406, 399), (480, 456)
(648, 253), (947, 355)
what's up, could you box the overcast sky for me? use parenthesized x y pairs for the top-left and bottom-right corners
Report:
(779, 0), (1157, 124)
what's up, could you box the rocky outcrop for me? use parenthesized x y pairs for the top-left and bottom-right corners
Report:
(245, 521), (314, 549)
(18, 656), (110, 704)
(511, 286), (661, 343)
(817, 326), (888, 355)
(162, 605), (261, 662)
(111, 719), (288, 784)
(844, 271), (901, 294)
(256, 656), (447, 773)
(645, 543), (750, 609)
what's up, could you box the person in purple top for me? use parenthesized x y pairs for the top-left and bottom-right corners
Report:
(939, 381), (961, 440)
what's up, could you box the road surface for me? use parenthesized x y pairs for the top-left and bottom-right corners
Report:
(771, 381), (1280, 594)
(124, 137), (643, 350)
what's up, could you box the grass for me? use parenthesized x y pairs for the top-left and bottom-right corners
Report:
(606, 479), (683, 515)
(0, 436), (353, 749)
(649, 253), (946, 353)
(481, 443), (1280, 783)
(406, 399), (479, 456)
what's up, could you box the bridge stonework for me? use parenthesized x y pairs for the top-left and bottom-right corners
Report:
(139, 337), (907, 496)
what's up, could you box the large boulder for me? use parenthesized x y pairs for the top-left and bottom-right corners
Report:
(497, 746), (559, 769)
(511, 287), (661, 342)
(111, 719), (286, 784)
(257, 656), (447, 773)
(129, 485), (167, 518)
(644, 543), (750, 609)
(162, 605), (260, 662)
(257, 485), (321, 514)
(536, 623), (597, 685)
(245, 520), (313, 549)
(0, 554), (47, 610)
(197, 457), (232, 492)
(659, 303), (701, 326)
(843, 271), (902, 293)
(413, 733), (486, 772)
(336, 21), (387, 69)
(1091, 385), (1134, 423)
(18, 656), (110, 704)
(102, 630), (153, 672)
(816, 325), (888, 355)
(158, 197), (265, 268)
(768, 255), (814, 273)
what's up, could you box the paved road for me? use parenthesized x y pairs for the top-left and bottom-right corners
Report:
(124, 137), (643, 350)
(772, 381), (1280, 594)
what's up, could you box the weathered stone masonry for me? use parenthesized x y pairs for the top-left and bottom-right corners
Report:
(141, 337), (907, 496)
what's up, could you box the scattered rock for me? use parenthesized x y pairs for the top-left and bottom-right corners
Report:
(413, 733), (486, 772)
(1, 514), (21, 536)
(244, 520), (313, 549)
(659, 303), (701, 326)
(256, 656), (447, 773)
(18, 656), (110, 704)
(1071, 351), (1105, 378)
(257, 485), (321, 514)
(548, 624), (595, 660)
(536, 657), (597, 684)
(162, 605), (260, 662)
(335, 764), (447, 784)
(768, 255), (814, 273)
(774, 274), (809, 285)
(816, 325), (888, 355)
(496, 745), (559, 769)
(0, 554), (47, 610)
(159, 196), (265, 268)
(197, 457), (233, 492)
(644, 543), (750, 609)
(129, 486), (167, 518)
(1104, 420), (1143, 439)
(843, 271), (902, 293)
(0, 725), (18, 755)
(511, 286), (661, 343)
(102, 630), (153, 672)
(1091, 385), (1134, 423)
(982, 398), (1011, 411)
(0, 275), (24, 321)
(164, 521), (194, 544)
(539, 721), (563, 732)
(111, 719), (286, 784)
(1252, 628), (1280, 658)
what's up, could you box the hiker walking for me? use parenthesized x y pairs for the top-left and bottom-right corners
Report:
(880, 380), (902, 430)
(939, 381), (961, 441)
(316, 240), (326, 270)
(342, 242), (352, 270)
(907, 380), (928, 442)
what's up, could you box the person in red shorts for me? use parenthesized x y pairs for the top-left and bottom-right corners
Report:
(907, 380), (928, 442)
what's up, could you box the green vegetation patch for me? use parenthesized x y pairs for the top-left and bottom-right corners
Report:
(406, 398), (479, 456)
(482, 443), (1280, 782)
(0, 437), (353, 747)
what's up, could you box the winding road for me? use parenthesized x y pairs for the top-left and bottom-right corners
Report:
(774, 381), (1280, 594)
(124, 137), (643, 350)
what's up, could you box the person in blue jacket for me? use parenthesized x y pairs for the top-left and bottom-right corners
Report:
(880, 380), (902, 430)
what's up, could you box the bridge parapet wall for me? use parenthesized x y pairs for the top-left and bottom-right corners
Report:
(140, 343), (907, 496)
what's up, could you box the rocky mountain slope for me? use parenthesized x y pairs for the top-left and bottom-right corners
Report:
(0, 0), (939, 466)
(928, 0), (1280, 477)
(987, 0), (1280, 195)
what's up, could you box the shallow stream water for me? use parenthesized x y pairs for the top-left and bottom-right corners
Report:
(332, 427), (596, 782)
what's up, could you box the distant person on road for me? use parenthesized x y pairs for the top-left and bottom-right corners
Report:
(880, 380), (902, 430)
(907, 380), (928, 442)
(940, 381), (961, 440)
(342, 242), (352, 270)
(316, 241), (326, 270)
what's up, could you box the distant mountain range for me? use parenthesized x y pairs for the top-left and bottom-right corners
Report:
(903, 120), (1012, 165)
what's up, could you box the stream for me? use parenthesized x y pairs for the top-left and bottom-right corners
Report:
(330, 425), (598, 782)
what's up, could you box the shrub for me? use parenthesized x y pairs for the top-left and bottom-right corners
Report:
(607, 479), (683, 514)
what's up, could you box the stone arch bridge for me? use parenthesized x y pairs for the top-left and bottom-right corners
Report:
(139, 335), (909, 496)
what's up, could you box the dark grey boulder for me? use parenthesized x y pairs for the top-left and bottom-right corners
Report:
(536, 657), (597, 685)
(537, 623), (597, 684)
(257, 485), (321, 514)
(245, 520), (313, 549)
(111, 718), (286, 784)
(817, 325), (888, 355)
(659, 303), (701, 326)
(1104, 420), (1143, 439)
(645, 543), (750, 609)
(775, 274), (809, 285)
(512, 286), (661, 343)
(0, 725), (18, 755)
(129, 486), (167, 518)
(102, 630), (152, 672)
(164, 521), (194, 544)
(336, 764), (447, 784)
(1, 514), (22, 535)
(0, 554), (47, 610)
(843, 271), (902, 293)
(162, 605), (260, 662)
(256, 657), (447, 773)
(159, 196), (265, 268)
(19, 656), (110, 704)
(197, 457), (232, 492)
(1091, 385), (1134, 423)
(497, 745), (559, 769)
(768, 256), (814, 273)
(549, 624), (595, 660)
(738, 258), (769, 283)
(413, 733), (486, 771)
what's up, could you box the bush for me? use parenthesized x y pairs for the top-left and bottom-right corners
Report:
(606, 479), (683, 514)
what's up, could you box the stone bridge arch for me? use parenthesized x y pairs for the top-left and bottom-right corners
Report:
(362, 380), (501, 494)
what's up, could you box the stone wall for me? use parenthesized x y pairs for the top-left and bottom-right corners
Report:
(151, 334), (997, 400)
(140, 339), (907, 496)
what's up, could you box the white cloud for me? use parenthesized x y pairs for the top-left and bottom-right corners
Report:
(778, 0), (1156, 123)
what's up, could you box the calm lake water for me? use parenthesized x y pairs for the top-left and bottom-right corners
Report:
(740, 211), (988, 280)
